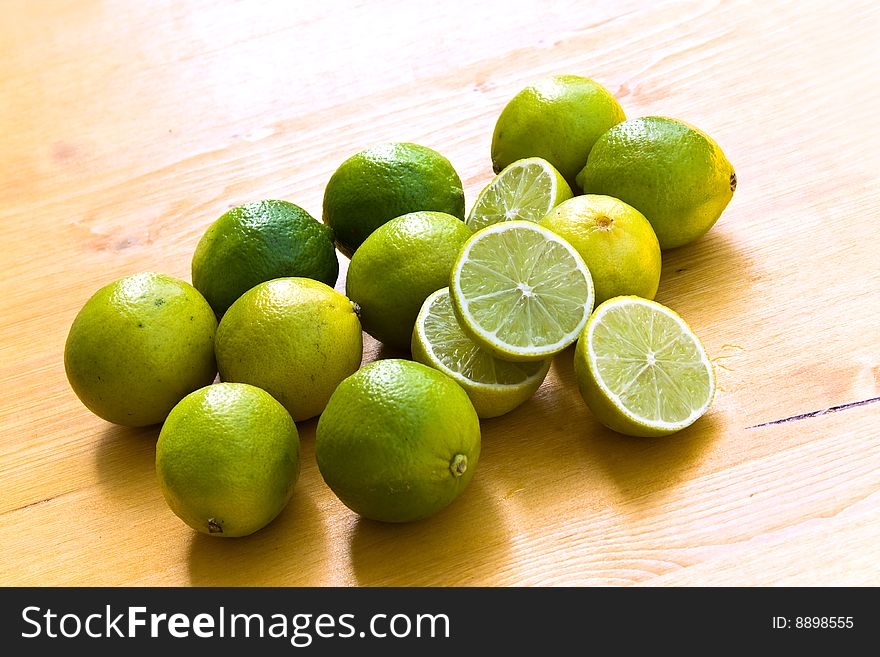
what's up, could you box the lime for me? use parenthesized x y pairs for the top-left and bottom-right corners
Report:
(574, 296), (715, 437)
(64, 272), (217, 427)
(576, 116), (736, 249)
(315, 359), (480, 523)
(539, 194), (661, 306)
(214, 277), (362, 422)
(156, 382), (300, 537)
(322, 142), (466, 257)
(191, 199), (338, 316)
(491, 75), (626, 191)
(412, 288), (551, 418)
(345, 211), (472, 350)
(450, 220), (594, 361)
(467, 157), (573, 231)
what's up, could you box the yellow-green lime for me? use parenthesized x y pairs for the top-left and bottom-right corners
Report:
(215, 277), (362, 422)
(412, 288), (551, 418)
(156, 382), (300, 537)
(315, 359), (480, 523)
(539, 194), (661, 306)
(576, 116), (736, 249)
(574, 296), (715, 437)
(450, 220), (594, 361)
(192, 199), (338, 316)
(491, 75), (626, 191)
(467, 157), (573, 231)
(322, 142), (466, 257)
(64, 272), (217, 427)
(345, 211), (472, 350)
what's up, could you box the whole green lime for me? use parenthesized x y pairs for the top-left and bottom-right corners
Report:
(577, 116), (736, 249)
(322, 142), (466, 257)
(345, 211), (472, 350)
(539, 194), (661, 305)
(64, 272), (217, 427)
(156, 382), (300, 537)
(214, 277), (362, 422)
(191, 199), (338, 316)
(315, 359), (480, 523)
(491, 75), (626, 191)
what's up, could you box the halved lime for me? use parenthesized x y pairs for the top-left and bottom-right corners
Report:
(450, 220), (594, 361)
(412, 288), (551, 418)
(574, 296), (715, 437)
(466, 157), (573, 232)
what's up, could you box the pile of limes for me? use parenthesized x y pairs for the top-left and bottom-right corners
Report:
(64, 74), (734, 537)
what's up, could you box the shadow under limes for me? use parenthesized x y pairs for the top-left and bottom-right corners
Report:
(187, 487), (327, 586)
(93, 422), (161, 503)
(551, 344), (722, 508)
(348, 478), (511, 586)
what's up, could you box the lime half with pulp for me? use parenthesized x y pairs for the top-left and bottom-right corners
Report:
(574, 296), (715, 437)
(467, 157), (572, 231)
(450, 220), (594, 361)
(412, 287), (551, 418)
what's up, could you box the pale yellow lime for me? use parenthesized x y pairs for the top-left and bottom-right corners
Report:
(215, 277), (362, 422)
(64, 272), (217, 427)
(539, 194), (661, 306)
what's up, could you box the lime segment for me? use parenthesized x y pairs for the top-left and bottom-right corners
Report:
(450, 220), (594, 361)
(467, 157), (572, 231)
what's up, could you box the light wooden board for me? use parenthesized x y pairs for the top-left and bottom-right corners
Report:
(1, 0), (878, 586)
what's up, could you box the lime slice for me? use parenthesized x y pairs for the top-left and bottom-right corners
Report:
(574, 296), (715, 437)
(466, 157), (573, 231)
(412, 288), (551, 418)
(450, 220), (594, 361)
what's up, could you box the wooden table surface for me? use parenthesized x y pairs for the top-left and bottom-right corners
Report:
(1, 0), (878, 587)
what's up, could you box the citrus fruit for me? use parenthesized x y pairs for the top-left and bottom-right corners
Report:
(214, 277), (362, 422)
(322, 142), (466, 257)
(345, 211), (472, 350)
(191, 199), (338, 316)
(539, 194), (661, 306)
(573, 296), (715, 437)
(64, 272), (217, 427)
(491, 75), (626, 191)
(315, 359), (480, 523)
(466, 157), (573, 231)
(450, 220), (594, 361)
(576, 116), (736, 249)
(412, 288), (551, 418)
(156, 382), (300, 537)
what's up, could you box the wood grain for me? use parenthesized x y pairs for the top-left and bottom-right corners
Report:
(1, 0), (878, 586)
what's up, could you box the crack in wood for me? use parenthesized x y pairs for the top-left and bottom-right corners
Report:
(2, 495), (58, 516)
(748, 396), (880, 429)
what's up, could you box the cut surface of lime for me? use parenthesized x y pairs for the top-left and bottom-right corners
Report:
(412, 288), (551, 418)
(575, 296), (715, 437)
(450, 220), (594, 361)
(467, 157), (572, 232)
